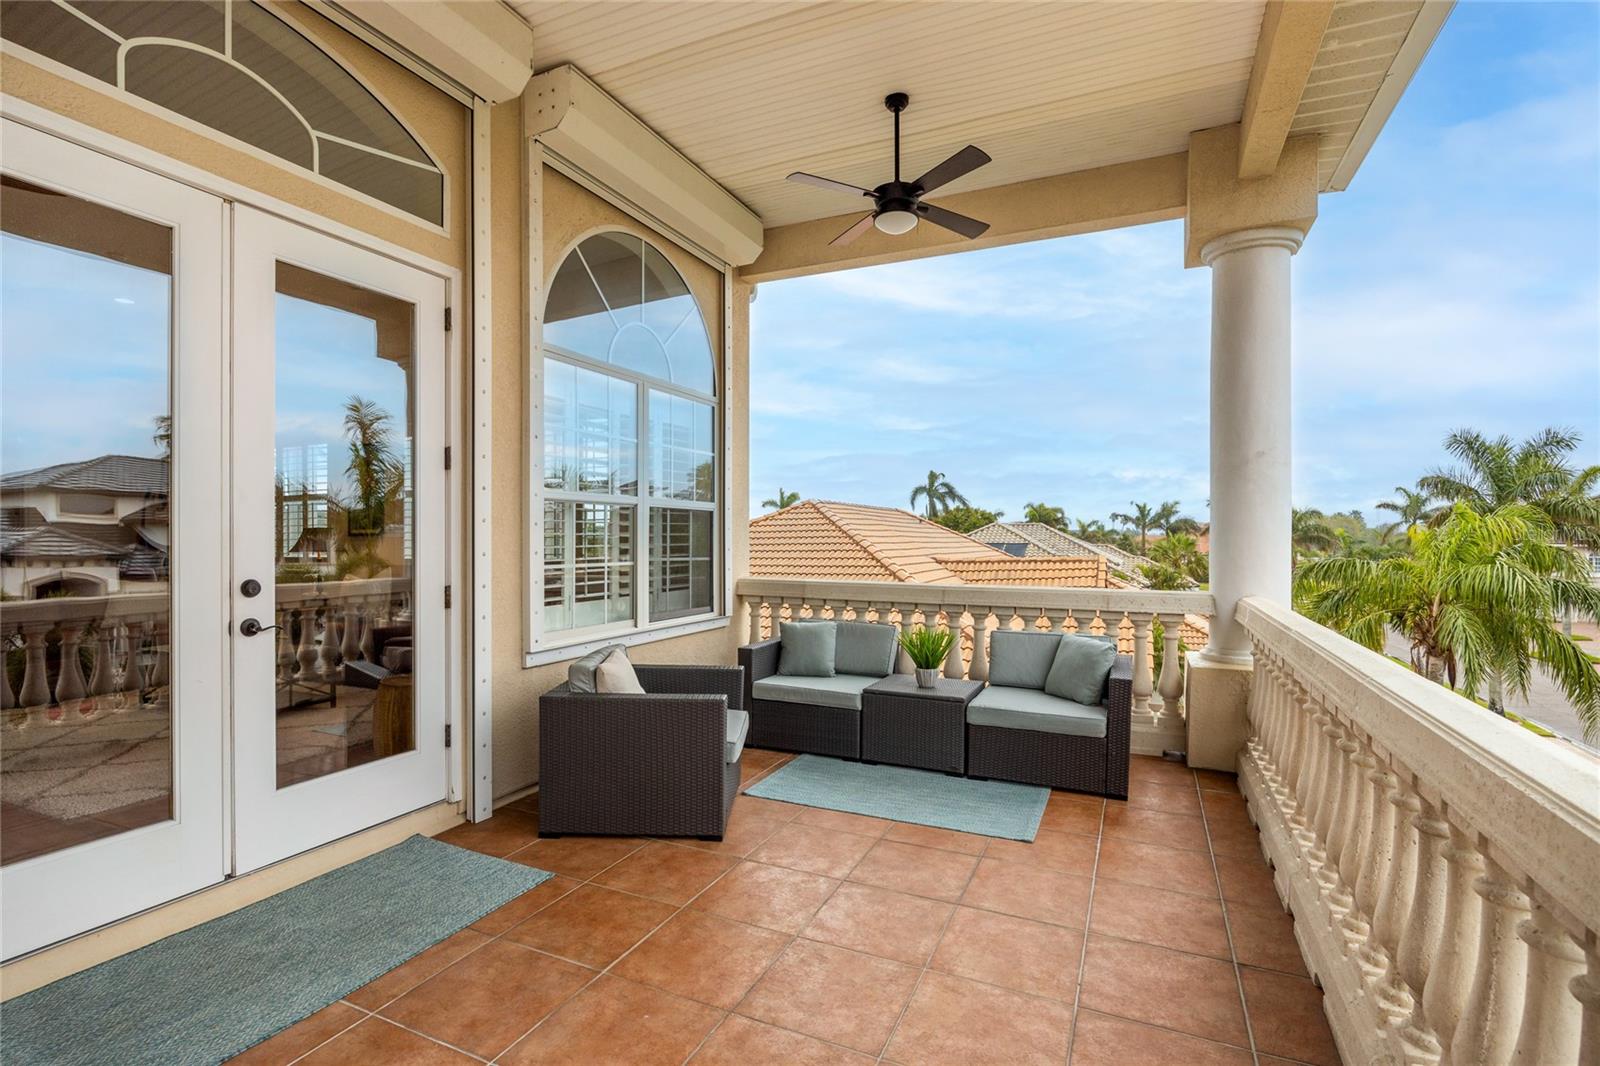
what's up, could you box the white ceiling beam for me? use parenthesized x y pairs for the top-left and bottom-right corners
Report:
(338, 0), (534, 103)
(1237, 0), (1336, 179)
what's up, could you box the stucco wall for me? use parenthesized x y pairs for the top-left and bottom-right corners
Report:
(486, 162), (750, 799)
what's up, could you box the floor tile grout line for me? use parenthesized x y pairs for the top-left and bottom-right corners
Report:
(276, 1003), (371, 1066)
(871, 815), (991, 1065)
(1062, 781), (1109, 1065)
(1195, 767), (1262, 1066)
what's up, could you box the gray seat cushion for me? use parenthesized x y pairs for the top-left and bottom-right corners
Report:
(834, 620), (898, 677)
(988, 631), (1062, 690)
(726, 708), (750, 764)
(968, 685), (1108, 739)
(752, 673), (878, 711)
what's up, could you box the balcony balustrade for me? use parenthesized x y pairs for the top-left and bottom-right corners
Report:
(1236, 596), (1600, 1065)
(0, 578), (410, 724)
(736, 577), (1215, 752)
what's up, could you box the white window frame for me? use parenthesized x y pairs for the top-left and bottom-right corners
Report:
(524, 164), (731, 667)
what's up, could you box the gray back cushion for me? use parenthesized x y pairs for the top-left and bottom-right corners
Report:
(778, 620), (837, 677)
(567, 643), (626, 693)
(1044, 634), (1118, 705)
(988, 631), (1062, 690)
(834, 620), (898, 677)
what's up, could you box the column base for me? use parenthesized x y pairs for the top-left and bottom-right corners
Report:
(1185, 652), (1252, 771)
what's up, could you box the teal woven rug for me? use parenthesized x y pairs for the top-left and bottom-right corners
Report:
(1, 835), (552, 1066)
(747, 755), (1049, 841)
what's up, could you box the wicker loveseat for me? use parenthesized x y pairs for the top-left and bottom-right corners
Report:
(737, 620), (898, 759)
(538, 659), (747, 840)
(966, 631), (1133, 799)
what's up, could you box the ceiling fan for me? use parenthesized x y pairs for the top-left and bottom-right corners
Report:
(787, 92), (992, 247)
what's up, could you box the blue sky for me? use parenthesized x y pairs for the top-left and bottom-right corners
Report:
(748, 2), (1600, 526)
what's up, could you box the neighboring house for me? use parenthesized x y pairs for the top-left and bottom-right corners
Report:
(969, 521), (1158, 587)
(750, 501), (1110, 587)
(0, 455), (169, 599)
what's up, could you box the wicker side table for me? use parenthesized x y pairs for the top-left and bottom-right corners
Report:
(861, 675), (985, 774)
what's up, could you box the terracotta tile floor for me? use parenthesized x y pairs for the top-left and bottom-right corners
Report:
(230, 751), (1342, 1066)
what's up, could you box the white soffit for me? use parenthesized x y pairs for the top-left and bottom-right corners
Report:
(525, 65), (765, 265)
(512, 1), (1266, 228)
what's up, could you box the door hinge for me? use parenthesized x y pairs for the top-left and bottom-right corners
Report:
(445, 724), (453, 748)
(444, 445), (452, 470)
(444, 585), (452, 609)
(444, 306), (453, 332)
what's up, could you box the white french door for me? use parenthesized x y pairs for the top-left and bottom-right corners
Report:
(229, 207), (449, 874)
(1, 124), (453, 959)
(0, 120), (228, 959)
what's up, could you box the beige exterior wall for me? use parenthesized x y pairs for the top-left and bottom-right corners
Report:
(486, 163), (750, 799)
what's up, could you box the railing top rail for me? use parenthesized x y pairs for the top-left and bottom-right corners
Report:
(1237, 595), (1600, 933)
(0, 576), (409, 627)
(735, 577), (1213, 616)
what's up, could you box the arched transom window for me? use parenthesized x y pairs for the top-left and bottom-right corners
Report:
(1, 1), (445, 225)
(540, 231), (719, 638)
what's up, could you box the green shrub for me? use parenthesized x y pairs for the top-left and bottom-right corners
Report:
(898, 626), (955, 670)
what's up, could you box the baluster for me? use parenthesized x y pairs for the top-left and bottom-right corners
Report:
(1276, 676), (1313, 818)
(1318, 730), (1359, 910)
(1291, 693), (1328, 848)
(1452, 859), (1532, 1066)
(1157, 615), (1183, 718)
(87, 622), (115, 698)
(895, 606), (916, 674)
(1572, 949), (1600, 1066)
(746, 599), (763, 643)
(358, 603), (375, 662)
(969, 606), (990, 682)
(1424, 824), (1487, 1055)
(1354, 765), (1402, 982)
(0, 629), (14, 711)
(149, 617), (170, 688)
(341, 602), (361, 663)
(53, 622), (88, 708)
(315, 607), (338, 678)
(1389, 799), (1450, 1063)
(1309, 714), (1346, 880)
(1334, 742), (1379, 954)
(943, 610), (964, 679)
(1507, 905), (1584, 1066)
(294, 608), (317, 680)
(1370, 782), (1421, 1000)
(276, 610), (294, 683)
(1130, 614), (1153, 719)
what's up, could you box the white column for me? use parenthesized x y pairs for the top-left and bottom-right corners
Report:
(1199, 227), (1302, 663)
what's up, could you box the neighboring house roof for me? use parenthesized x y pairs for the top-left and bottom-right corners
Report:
(969, 522), (1156, 586)
(0, 506), (167, 578)
(750, 501), (1109, 588)
(0, 455), (169, 496)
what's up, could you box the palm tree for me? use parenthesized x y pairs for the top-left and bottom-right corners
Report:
(1140, 533), (1208, 589)
(1419, 427), (1600, 547)
(909, 471), (969, 520)
(1022, 502), (1067, 528)
(152, 415), (172, 457)
(1291, 508), (1339, 568)
(1296, 503), (1600, 738)
(1374, 485), (1437, 543)
(1072, 518), (1107, 542)
(1109, 502), (1171, 554)
(341, 396), (405, 536)
(762, 488), (800, 511)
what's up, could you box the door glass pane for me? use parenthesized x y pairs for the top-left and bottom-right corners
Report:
(0, 176), (174, 864)
(272, 263), (415, 787)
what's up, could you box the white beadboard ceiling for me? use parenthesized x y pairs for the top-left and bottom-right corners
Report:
(512, 1), (1267, 227)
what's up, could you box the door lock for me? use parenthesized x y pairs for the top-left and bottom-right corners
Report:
(238, 617), (280, 637)
(240, 578), (262, 598)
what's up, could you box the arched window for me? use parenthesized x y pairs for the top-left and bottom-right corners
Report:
(0, 1), (445, 225)
(540, 232), (719, 637)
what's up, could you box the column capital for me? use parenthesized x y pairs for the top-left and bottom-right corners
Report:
(1200, 226), (1306, 266)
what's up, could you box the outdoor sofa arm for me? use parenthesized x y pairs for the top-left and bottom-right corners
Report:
(1104, 654), (1134, 727)
(538, 684), (728, 775)
(738, 638), (782, 712)
(633, 664), (744, 709)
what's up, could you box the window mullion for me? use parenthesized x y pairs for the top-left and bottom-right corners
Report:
(636, 379), (648, 628)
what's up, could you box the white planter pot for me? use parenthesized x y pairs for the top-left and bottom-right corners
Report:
(914, 667), (940, 689)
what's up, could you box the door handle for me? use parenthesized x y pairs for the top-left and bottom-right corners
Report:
(238, 617), (281, 637)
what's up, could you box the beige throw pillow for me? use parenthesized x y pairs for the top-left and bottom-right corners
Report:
(594, 647), (645, 694)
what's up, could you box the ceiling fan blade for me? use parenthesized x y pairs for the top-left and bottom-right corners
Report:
(913, 145), (991, 194)
(830, 212), (877, 246)
(787, 172), (873, 197)
(916, 201), (990, 240)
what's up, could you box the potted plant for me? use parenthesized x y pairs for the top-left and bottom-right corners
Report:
(899, 625), (955, 689)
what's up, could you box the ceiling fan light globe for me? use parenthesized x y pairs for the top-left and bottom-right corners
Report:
(873, 209), (918, 236)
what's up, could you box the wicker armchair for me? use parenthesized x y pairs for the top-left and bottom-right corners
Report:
(966, 655), (1134, 799)
(538, 664), (745, 840)
(738, 638), (864, 759)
